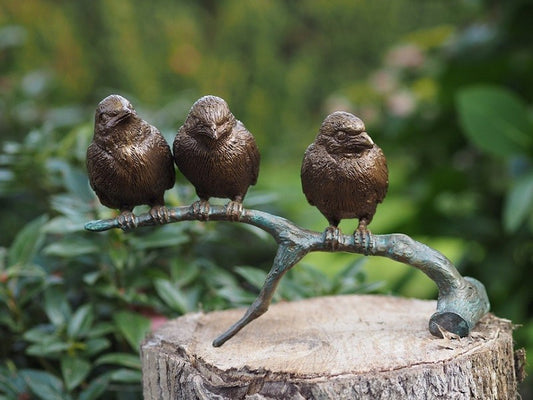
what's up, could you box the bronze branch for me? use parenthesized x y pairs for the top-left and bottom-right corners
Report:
(85, 204), (490, 347)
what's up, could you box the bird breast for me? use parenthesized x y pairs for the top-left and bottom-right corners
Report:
(302, 144), (388, 218)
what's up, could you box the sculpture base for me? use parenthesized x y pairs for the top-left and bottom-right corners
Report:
(142, 295), (518, 399)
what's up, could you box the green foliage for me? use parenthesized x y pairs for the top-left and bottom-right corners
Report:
(504, 172), (533, 233)
(0, 119), (381, 398)
(2, 0), (533, 397)
(457, 85), (533, 232)
(457, 86), (533, 158)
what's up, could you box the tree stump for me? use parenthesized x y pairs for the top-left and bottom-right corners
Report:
(141, 295), (518, 399)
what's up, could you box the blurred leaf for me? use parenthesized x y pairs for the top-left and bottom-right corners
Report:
(83, 338), (111, 357)
(503, 172), (533, 232)
(154, 279), (190, 314)
(86, 322), (115, 338)
(60, 356), (91, 391)
(113, 311), (151, 352)
(46, 106), (85, 130)
(23, 325), (55, 343)
(0, 25), (27, 49)
(333, 257), (382, 294)
(234, 266), (267, 289)
(60, 164), (93, 202)
(67, 304), (94, 339)
(95, 353), (141, 370)
(457, 86), (533, 157)
(49, 193), (92, 218)
(83, 271), (101, 286)
(45, 237), (99, 258)
(108, 244), (128, 270)
(0, 313), (17, 331)
(44, 216), (87, 234)
(0, 363), (27, 398)
(108, 368), (142, 383)
(7, 215), (48, 267)
(20, 369), (67, 400)
(78, 373), (110, 400)
(128, 225), (189, 250)
(216, 286), (256, 305)
(26, 340), (70, 358)
(44, 288), (71, 327)
(6, 263), (45, 279)
(16, 278), (50, 308)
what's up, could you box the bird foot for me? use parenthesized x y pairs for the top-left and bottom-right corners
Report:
(324, 226), (343, 250)
(225, 201), (243, 221)
(191, 200), (210, 221)
(117, 211), (137, 231)
(353, 225), (373, 255)
(149, 205), (171, 224)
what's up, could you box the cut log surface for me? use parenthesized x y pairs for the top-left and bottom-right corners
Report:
(142, 295), (517, 399)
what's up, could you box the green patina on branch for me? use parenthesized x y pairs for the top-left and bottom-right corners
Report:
(85, 204), (490, 347)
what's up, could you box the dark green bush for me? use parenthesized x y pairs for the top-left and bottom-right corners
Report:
(1, 0), (532, 397)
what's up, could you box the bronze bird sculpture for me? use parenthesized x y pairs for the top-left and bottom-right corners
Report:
(301, 111), (388, 248)
(173, 95), (260, 220)
(87, 94), (175, 229)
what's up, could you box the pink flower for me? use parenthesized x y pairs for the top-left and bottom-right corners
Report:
(385, 44), (425, 69)
(387, 91), (416, 117)
(149, 314), (169, 332)
(370, 70), (398, 94)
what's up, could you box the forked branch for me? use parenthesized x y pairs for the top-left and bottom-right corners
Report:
(85, 205), (490, 346)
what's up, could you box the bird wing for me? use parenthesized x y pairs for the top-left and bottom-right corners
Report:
(86, 141), (126, 208)
(370, 147), (389, 204)
(145, 124), (175, 190)
(235, 121), (260, 185)
(301, 143), (338, 206)
(248, 137), (260, 185)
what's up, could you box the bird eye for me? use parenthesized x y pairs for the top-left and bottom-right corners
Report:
(336, 131), (347, 141)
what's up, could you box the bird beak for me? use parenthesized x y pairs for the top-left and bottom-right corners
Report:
(205, 124), (219, 140)
(107, 109), (132, 128)
(356, 131), (374, 149)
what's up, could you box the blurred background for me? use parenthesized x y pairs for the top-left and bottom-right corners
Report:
(1, 0), (532, 398)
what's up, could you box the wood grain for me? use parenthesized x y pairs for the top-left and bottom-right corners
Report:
(142, 295), (517, 399)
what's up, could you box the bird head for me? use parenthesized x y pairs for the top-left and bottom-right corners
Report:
(95, 94), (137, 132)
(317, 111), (374, 155)
(187, 95), (236, 142)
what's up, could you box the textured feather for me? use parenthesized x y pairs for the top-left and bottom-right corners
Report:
(301, 111), (388, 228)
(173, 95), (260, 203)
(87, 95), (175, 212)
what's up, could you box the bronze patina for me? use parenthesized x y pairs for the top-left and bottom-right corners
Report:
(301, 111), (388, 250)
(86, 95), (490, 347)
(173, 95), (260, 221)
(87, 95), (175, 229)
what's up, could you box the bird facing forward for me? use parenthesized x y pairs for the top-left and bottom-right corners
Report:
(173, 95), (260, 220)
(301, 111), (388, 248)
(87, 94), (175, 229)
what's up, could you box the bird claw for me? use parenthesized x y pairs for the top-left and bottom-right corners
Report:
(149, 205), (171, 224)
(324, 226), (343, 250)
(117, 211), (137, 231)
(226, 201), (243, 221)
(354, 225), (373, 255)
(191, 200), (210, 221)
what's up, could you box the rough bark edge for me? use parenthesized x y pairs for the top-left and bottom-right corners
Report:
(142, 315), (516, 400)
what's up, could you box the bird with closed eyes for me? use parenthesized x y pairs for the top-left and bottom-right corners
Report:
(173, 95), (260, 220)
(301, 111), (388, 248)
(87, 94), (175, 229)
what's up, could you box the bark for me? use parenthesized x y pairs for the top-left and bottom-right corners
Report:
(142, 295), (518, 399)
